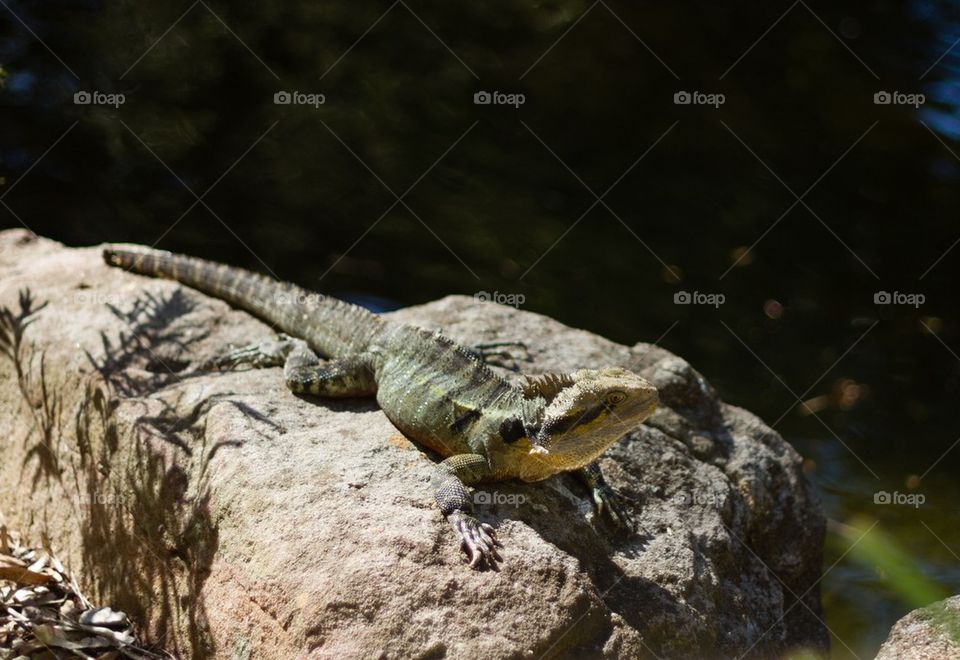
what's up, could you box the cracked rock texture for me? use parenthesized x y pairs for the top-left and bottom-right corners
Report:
(0, 230), (827, 658)
(876, 595), (960, 660)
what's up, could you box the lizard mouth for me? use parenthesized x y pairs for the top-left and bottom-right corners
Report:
(531, 386), (658, 456)
(534, 405), (604, 445)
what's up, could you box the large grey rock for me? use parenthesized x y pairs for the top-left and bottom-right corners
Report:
(876, 596), (960, 660)
(0, 230), (827, 658)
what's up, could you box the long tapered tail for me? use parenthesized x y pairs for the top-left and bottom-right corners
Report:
(102, 244), (383, 357)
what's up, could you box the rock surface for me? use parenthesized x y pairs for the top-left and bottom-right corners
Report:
(876, 596), (960, 660)
(0, 230), (827, 658)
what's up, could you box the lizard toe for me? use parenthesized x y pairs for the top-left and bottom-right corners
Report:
(593, 486), (639, 533)
(479, 523), (502, 547)
(452, 512), (501, 569)
(202, 339), (294, 371)
(476, 526), (496, 548)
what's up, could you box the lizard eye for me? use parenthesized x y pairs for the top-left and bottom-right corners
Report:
(604, 391), (626, 406)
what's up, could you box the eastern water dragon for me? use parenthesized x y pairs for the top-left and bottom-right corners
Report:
(103, 245), (658, 568)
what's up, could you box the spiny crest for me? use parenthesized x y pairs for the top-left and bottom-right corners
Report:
(426, 328), (515, 390)
(522, 372), (576, 400)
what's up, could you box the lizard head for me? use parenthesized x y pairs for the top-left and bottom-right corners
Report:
(530, 367), (658, 469)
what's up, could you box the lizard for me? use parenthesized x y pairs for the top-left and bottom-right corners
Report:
(102, 245), (659, 568)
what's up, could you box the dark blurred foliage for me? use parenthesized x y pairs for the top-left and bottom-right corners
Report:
(2, 1), (960, 656)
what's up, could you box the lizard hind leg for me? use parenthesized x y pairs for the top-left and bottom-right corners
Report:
(284, 347), (378, 398)
(201, 334), (304, 371)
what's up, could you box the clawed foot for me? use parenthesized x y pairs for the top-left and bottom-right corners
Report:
(592, 485), (639, 533)
(200, 336), (303, 371)
(449, 511), (502, 569)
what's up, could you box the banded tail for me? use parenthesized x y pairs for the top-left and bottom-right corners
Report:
(102, 245), (383, 358)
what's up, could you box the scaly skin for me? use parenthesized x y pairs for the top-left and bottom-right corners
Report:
(103, 245), (659, 568)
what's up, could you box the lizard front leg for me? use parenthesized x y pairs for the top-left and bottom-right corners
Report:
(576, 461), (638, 532)
(431, 454), (502, 568)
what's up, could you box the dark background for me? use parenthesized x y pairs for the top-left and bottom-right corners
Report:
(2, 1), (959, 656)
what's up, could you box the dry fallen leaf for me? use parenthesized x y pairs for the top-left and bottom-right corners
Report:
(0, 556), (51, 586)
(1, 527), (168, 658)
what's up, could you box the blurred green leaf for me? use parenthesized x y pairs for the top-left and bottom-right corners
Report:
(832, 517), (949, 610)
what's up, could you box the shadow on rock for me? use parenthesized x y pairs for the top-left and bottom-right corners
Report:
(70, 291), (273, 657)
